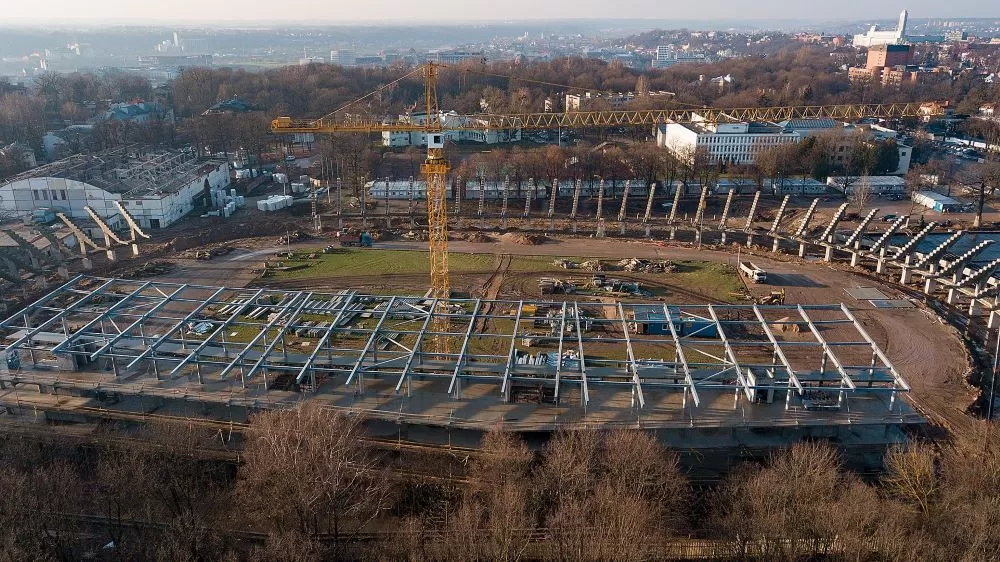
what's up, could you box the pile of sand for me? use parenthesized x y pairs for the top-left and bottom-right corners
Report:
(501, 233), (547, 245)
(463, 232), (494, 243)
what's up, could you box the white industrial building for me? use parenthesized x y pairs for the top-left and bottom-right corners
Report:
(381, 111), (520, 147)
(768, 177), (829, 196)
(0, 148), (229, 229)
(365, 178), (650, 200)
(656, 113), (802, 165)
(853, 10), (909, 48)
(826, 175), (906, 196)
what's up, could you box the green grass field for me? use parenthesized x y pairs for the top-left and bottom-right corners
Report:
(265, 250), (742, 303)
(267, 249), (494, 279)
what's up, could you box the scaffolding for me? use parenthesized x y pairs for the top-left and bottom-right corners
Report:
(0, 276), (914, 430)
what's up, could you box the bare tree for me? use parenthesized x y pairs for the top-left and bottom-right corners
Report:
(434, 424), (534, 562)
(850, 175), (874, 214)
(238, 405), (389, 558)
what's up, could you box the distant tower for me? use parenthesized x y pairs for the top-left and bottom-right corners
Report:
(173, 31), (179, 47)
(897, 10), (908, 39)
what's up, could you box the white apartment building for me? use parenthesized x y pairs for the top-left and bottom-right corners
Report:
(381, 111), (520, 147)
(656, 114), (802, 165)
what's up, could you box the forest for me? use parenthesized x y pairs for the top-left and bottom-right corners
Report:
(1, 404), (998, 561)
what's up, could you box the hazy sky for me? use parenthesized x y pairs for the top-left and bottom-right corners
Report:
(4, 0), (996, 24)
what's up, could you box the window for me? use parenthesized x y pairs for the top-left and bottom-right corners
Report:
(42, 191), (49, 200)
(58, 190), (66, 200)
(32, 190), (39, 200)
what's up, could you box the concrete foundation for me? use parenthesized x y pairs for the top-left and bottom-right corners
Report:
(924, 277), (937, 294)
(772, 237), (780, 253)
(798, 242), (806, 258)
(746, 233), (754, 248)
(989, 310), (999, 329)
(947, 288), (959, 305)
(876, 259), (886, 275)
(899, 267), (912, 285)
(969, 298), (982, 316)
(81, 258), (92, 270)
(824, 246), (834, 262)
(850, 252), (860, 267)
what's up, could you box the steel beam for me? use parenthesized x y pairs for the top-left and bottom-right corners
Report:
(617, 302), (646, 408)
(660, 304), (700, 406)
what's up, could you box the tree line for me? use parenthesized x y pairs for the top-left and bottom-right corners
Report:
(1, 404), (999, 561)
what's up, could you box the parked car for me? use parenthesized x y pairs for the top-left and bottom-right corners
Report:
(284, 154), (296, 162)
(882, 214), (898, 222)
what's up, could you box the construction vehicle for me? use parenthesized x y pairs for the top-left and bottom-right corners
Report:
(270, 64), (935, 346)
(739, 261), (767, 283)
(759, 289), (786, 305)
(340, 232), (373, 248)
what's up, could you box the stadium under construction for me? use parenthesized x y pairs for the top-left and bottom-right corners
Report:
(0, 275), (918, 451)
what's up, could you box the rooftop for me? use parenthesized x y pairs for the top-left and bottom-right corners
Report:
(0, 146), (224, 198)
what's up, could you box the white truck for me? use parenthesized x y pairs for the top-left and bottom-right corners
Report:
(739, 261), (767, 284)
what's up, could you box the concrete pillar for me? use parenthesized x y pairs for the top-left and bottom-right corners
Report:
(695, 229), (702, 244)
(82, 257), (92, 270)
(876, 258), (886, 274)
(947, 288), (959, 305)
(879, 247), (887, 258)
(620, 223), (626, 235)
(57, 265), (69, 280)
(904, 254), (913, 266)
(850, 252), (860, 267)
(924, 277), (937, 294)
(772, 237), (780, 253)
(928, 263), (938, 274)
(645, 225), (651, 238)
(899, 267), (912, 285)
(721, 231), (728, 245)
(670, 227), (676, 240)
(746, 233), (754, 248)
(824, 246), (834, 262)
(798, 242), (806, 258)
(969, 298), (982, 316)
(572, 222), (578, 233)
(106, 248), (116, 261)
(988, 310), (999, 329)
(131, 243), (139, 257)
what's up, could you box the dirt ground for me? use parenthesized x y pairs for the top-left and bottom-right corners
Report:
(131, 232), (973, 436)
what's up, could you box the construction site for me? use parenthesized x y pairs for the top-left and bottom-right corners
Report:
(0, 65), (986, 473)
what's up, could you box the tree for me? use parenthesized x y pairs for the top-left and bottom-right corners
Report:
(850, 175), (874, 214)
(959, 160), (1000, 228)
(711, 443), (851, 561)
(237, 405), (389, 557)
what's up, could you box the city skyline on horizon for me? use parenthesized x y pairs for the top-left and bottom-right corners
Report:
(4, 1), (999, 26)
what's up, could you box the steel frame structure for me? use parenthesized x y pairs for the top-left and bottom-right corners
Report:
(0, 276), (910, 423)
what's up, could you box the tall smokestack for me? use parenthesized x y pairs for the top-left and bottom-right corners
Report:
(897, 10), (908, 37)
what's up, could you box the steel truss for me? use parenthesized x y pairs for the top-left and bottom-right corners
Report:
(0, 276), (910, 418)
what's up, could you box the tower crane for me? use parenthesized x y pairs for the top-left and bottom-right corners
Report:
(271, 62), (933, 303)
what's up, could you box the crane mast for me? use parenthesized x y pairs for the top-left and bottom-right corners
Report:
(419, 63), (451, 303)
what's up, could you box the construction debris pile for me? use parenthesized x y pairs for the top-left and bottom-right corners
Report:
(555, 258), (675, 274)
(616, 258), (677, 273)
(401, 230), (428, 241)
(121, 261), (174, 279)
(462, 232), (494, 243)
